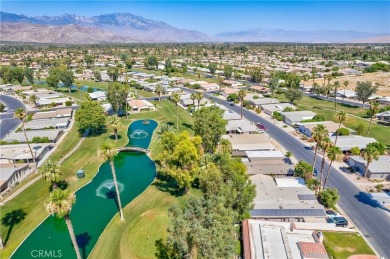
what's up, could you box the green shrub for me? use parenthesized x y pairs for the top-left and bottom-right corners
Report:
(273, 111), (283, 121)
(65, 100), (72, 106)
(349, 147), (361, 155)
(283, 106), (295, 112)
(319, 188), (340, 208)
(31, 136), (51, 143)
(336, 128), (350, 136)
(253, 95), (259, 99)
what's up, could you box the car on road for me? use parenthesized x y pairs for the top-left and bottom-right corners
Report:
(332, 216), (349, 227)
(229, 102), (235, 106)
(256, 123), (266, 131)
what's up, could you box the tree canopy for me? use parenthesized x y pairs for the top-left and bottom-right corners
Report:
(355, 81), (377, 107)
(75, 101), (106, 134)
(107, 82), (127, 114)
(193, 106), (227, 153)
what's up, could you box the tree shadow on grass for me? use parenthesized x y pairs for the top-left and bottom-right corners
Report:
(166, 122), (174, 126)
(1, 209), (27, 246)
(109, 134), (122, 140)
(181, 123), (193, 131)
(152, 178), (185, 197)
(49, 180), (69, 192)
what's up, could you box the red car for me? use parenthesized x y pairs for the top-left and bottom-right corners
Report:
(256, 123), (266, 130)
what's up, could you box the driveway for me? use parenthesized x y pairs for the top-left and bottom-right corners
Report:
(181, 87), (390, 258)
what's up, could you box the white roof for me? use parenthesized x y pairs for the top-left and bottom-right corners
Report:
(331, 135), (376, 151)
(88, 91), (106, 99)
(245, 150), (285, 159)
(275, 177), (306, 188)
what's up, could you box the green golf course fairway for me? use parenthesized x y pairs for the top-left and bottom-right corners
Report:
(12, 119), (158, 259)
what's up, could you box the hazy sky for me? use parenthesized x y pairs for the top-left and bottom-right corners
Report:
(2, 1), (389, 34)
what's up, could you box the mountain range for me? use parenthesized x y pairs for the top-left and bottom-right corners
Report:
(1, 12), (389, 44)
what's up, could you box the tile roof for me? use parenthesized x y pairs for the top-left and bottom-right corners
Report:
(298, 242), (329, 259)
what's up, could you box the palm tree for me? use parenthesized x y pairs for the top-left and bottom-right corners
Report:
(324, 84), (333, 99)
(334, 111), (347, 146)
(367, 101), (380, 137)
(361, 143), (380, 178)
(237, 89), (247, 119)
(29, 95), (37, 106)
(190, 93), (196, 106)
(98, 142), (124, 220)
(46, 189), (81, 259)
(311, 124), (328, 176)
(323, 146), (343, 189)
(40, 160), (62, 189)
(107, 115), (121, 141)
(342, 81), (349, 103)
(156, 124), (173, 142)
(15, 107), (36, 166)
(195, 92), (204, 110)
(123, 84), (131, 119)
(334, 81), (340, 111)
(171, 92), (181, 130)
(313, 82), (321, 97)
(155, 84), (164, 101)
(326, 74), (333, 85)
(319, 137), (332, 188)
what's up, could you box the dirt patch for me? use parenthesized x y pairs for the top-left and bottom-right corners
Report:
(312, 72), (390, 97)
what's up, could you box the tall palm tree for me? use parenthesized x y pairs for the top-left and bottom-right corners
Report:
(326, 74), (333, 85)
(361, 143), (380, 178)
(319, 138), (332, 188)
(367, 102), (380, 137)
(313, 82), (321, 96)
(195, 92), (204, 110)
(15, 107), (36, 166)
(40, 160), (62, 189)
(311, 124), (328, 176)
(123, 84), (131, 119)
(324, 84), (333, 99)
(237, 89), (247, 119)
(98, 142), (124, 220)
(190, 93), (196, 106)
(323, 146), (343, 189)
(171, 92), (181, 130)
(334, 111), (347, 146)
(334, 81), (340, 111)
(46, 189), (81, 259)
(107, 115), (121, 141)
(155, 84), (164, 101)
(342, 81), (349, 103)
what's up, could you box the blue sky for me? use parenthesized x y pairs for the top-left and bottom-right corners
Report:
(1, 1), (389, 34)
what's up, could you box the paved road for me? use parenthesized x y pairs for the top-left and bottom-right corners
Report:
(181, 88), (390, 258)
(0, 94), (25, 139)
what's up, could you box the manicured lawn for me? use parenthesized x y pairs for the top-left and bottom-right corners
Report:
(302, 108), (390, 147)
(299, 95), (368, 117)
(89, 182), (198, 259)
(272, 93), (390, 147)
(0, 100), (193, 258)
(323, 232), (375, 258)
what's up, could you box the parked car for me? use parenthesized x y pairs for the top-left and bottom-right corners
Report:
(333, 216), (348, 227)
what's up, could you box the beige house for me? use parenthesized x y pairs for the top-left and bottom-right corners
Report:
(127, 99), (155, 112)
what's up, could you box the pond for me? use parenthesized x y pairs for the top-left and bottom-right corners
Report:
(12, 120), (158, 259)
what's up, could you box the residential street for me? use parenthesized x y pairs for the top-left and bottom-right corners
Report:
(0, 94), (25, 139)
(181, 88), (390, 258)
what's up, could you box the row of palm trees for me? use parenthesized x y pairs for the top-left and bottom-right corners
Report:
(310, 109), (384, 190)
(190, 92), (204, 109)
